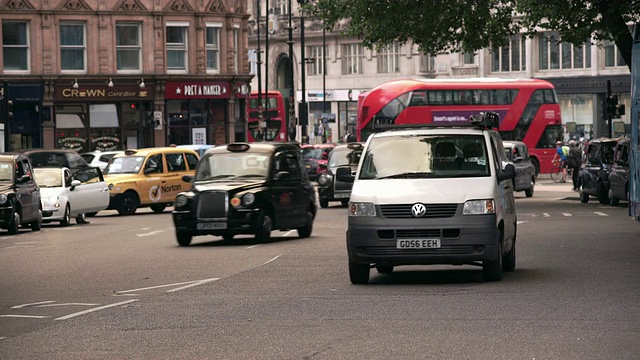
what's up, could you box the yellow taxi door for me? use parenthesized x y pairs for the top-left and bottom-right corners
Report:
(141, 153), (168, 205)
(162, 152), (189, 203)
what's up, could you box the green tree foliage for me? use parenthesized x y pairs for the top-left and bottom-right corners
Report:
(307, 0), (639, 70)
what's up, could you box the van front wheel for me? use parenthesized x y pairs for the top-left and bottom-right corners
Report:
(349, 262), (370, 284)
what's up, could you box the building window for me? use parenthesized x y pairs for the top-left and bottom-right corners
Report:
(539, 32), (591, 70)
(491, 35), (526, 72)
(60, 22), (86, 72)
(233, 27), (239, 74)
(462, 52), (475, 65)
(248, 49), (257, 75)
(604, 40), (626, 67)
(273, 0), (288, 15)
(377, 42), (401, 73)
(166, 25), (188, 72)
(307, 45), (326, 76)
(116, 23), (141, 72)
(2, 21), (29, 72)
(206, 25), (220, 72)
(342, 43), (363, 75)
(420, 54), (436, 73)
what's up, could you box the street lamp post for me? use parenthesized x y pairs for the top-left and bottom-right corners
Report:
(298, 0), (308, 144)
(287, 0), (296, 142)
(256, 0), (264, 140)
(322, 24), (326, 143)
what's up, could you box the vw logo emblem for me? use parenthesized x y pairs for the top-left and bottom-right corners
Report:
(411, 203), (426, 217)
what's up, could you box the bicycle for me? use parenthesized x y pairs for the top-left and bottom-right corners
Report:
(550, 160), (572, 183)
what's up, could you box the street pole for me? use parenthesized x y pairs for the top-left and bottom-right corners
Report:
(256, 0), (264, 140)
(299, 3), (307, 144)
(287, 0), (296, 142)
(606, 79), (612, 138)
(265, 0), (269, 138)
(322, 24), (326, 143)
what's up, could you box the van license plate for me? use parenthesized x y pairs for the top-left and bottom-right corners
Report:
(334, 193), (350, 198)
(396, 239), (441, 249)
(197, 222), (227, 230)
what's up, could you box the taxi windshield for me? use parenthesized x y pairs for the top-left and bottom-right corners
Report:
(329, 147), (362, 168)
(105, 156), (145, 174)
(359, 134), (490, 179)
(196, 153), (270, 181)
(34, 168), (63, 188)
(302, 148), (323, 160)
(0, 162), (13, 182)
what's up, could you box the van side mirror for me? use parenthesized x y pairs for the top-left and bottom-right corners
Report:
(497, 163), (516, 182)
(335, 167), (355, 183)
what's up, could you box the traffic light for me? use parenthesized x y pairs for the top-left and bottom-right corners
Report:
(606, 94), (618, 117)
(6, 100), (13, 120)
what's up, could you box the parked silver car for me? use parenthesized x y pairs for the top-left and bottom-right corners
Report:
(503, 141), (536, 197)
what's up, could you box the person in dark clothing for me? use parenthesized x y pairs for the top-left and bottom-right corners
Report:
(566, 139), (582, 191)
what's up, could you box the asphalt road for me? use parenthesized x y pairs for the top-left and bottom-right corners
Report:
(1, 180), (639, 359)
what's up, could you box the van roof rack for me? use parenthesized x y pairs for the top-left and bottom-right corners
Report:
(372, 111), (500, 132)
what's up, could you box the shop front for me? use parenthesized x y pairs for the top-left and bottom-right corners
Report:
(164, 81), (248, 146)
(52, 82), (155, 152)
(3, 82), (44, 151)
(297, 89), (363, 143)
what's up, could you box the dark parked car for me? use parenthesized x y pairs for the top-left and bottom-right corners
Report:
(608, 138), (630, 206)
(0, 153), (42, 234)
(19, 149), (89, 169)
(503, 141), (536, 197)
(301, 144), (335, 181)
(318, 142), (363, 208)
(578, 137), (618, 204)
(172, 142), (317, 246)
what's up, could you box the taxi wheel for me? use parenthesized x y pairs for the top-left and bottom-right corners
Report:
(60, 205), (71, 227)
(596, 182), (610, 205)
(255, 214), (272, 242)
(176, 232), (192, 247)
(296, 211), (313, 238)
(30, 208), (42, 231)
(525, 178), (535, 198)
(118, 192), (139, 215)
(579, 184), (589, 203)
(609, 188), (619, 206)
(349, 262), (370, 285)
(150, 204), (167, 213)
(7, 211), (20, 235)
(319, 199), (329, 208)
(482, 234), (504, 282)
(222, 233), (234, 241)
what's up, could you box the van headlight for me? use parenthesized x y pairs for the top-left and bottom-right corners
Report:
(349, 202), (376, 217)
(175, 195), (188, 207)
(463, 200), (495, 215)
(242, 193), (255, 206)
(0, 194), (7, 205)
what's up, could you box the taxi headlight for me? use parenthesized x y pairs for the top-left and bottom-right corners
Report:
(318, 173), (331, 185)
(349, 202), (376, 217)
(230, 197), (241, 207)
(0, 194), (7, 205)
(175, 195), (188, 208)
(242, 193), (255, 206)
(463, 200), (495, 215)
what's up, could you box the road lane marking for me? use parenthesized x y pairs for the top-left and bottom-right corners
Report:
(1, 315), (50, 319)
(12, 301), (56, 309)
(562, 213), (572, 217)
(261, 254), (282, 266)
(36, 303), (99, 307)
(516, 221), (527, 224)
(165, 278), (220, 293)
(1, 245), (34, 249)
(136, 230), (165, 237)
(246, 244), (260, 249)
(0, 236), (14, 240)
(0, 337), (6, 341)
(594, 212), (608, 216)
(543, 213), (550, 217)
(55, 299), (139, 321)
(14, 241), (40, 244)
(53, 227), (80, 231)
(116, 280), (197, 294)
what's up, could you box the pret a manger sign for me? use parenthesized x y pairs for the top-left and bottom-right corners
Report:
(165, 81), (245, 99)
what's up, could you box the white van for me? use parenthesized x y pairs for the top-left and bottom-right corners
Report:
(337, 114), (517, 284)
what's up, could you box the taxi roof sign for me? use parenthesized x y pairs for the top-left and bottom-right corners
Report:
(227, 143), (251, 152)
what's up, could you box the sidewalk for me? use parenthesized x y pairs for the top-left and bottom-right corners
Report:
(535, 173), (575, 192)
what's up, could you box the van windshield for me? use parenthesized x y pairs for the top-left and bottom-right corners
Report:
(359, 134), (490, 179)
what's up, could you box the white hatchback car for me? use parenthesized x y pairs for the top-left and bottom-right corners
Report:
(81, 151), (124, 171)
(34, 167), (110, 225)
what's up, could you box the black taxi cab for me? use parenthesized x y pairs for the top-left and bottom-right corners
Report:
(0, 153), (43, 234)
(172, 142), (317, 246)
(317, 142), (363, 207)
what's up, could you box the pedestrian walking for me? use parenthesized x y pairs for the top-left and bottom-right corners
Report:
(567, 139), (582, 191)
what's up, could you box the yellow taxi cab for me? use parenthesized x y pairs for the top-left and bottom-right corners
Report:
(103, 147), (199, 215)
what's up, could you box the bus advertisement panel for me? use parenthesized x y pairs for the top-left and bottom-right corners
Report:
(247, 90), (288, 142)
(630, 22), (640, 222)
(356, 78), (563, 174)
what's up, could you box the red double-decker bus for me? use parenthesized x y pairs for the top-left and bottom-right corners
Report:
(357, 78), (563, 174)
(247, 90), (288, 142)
